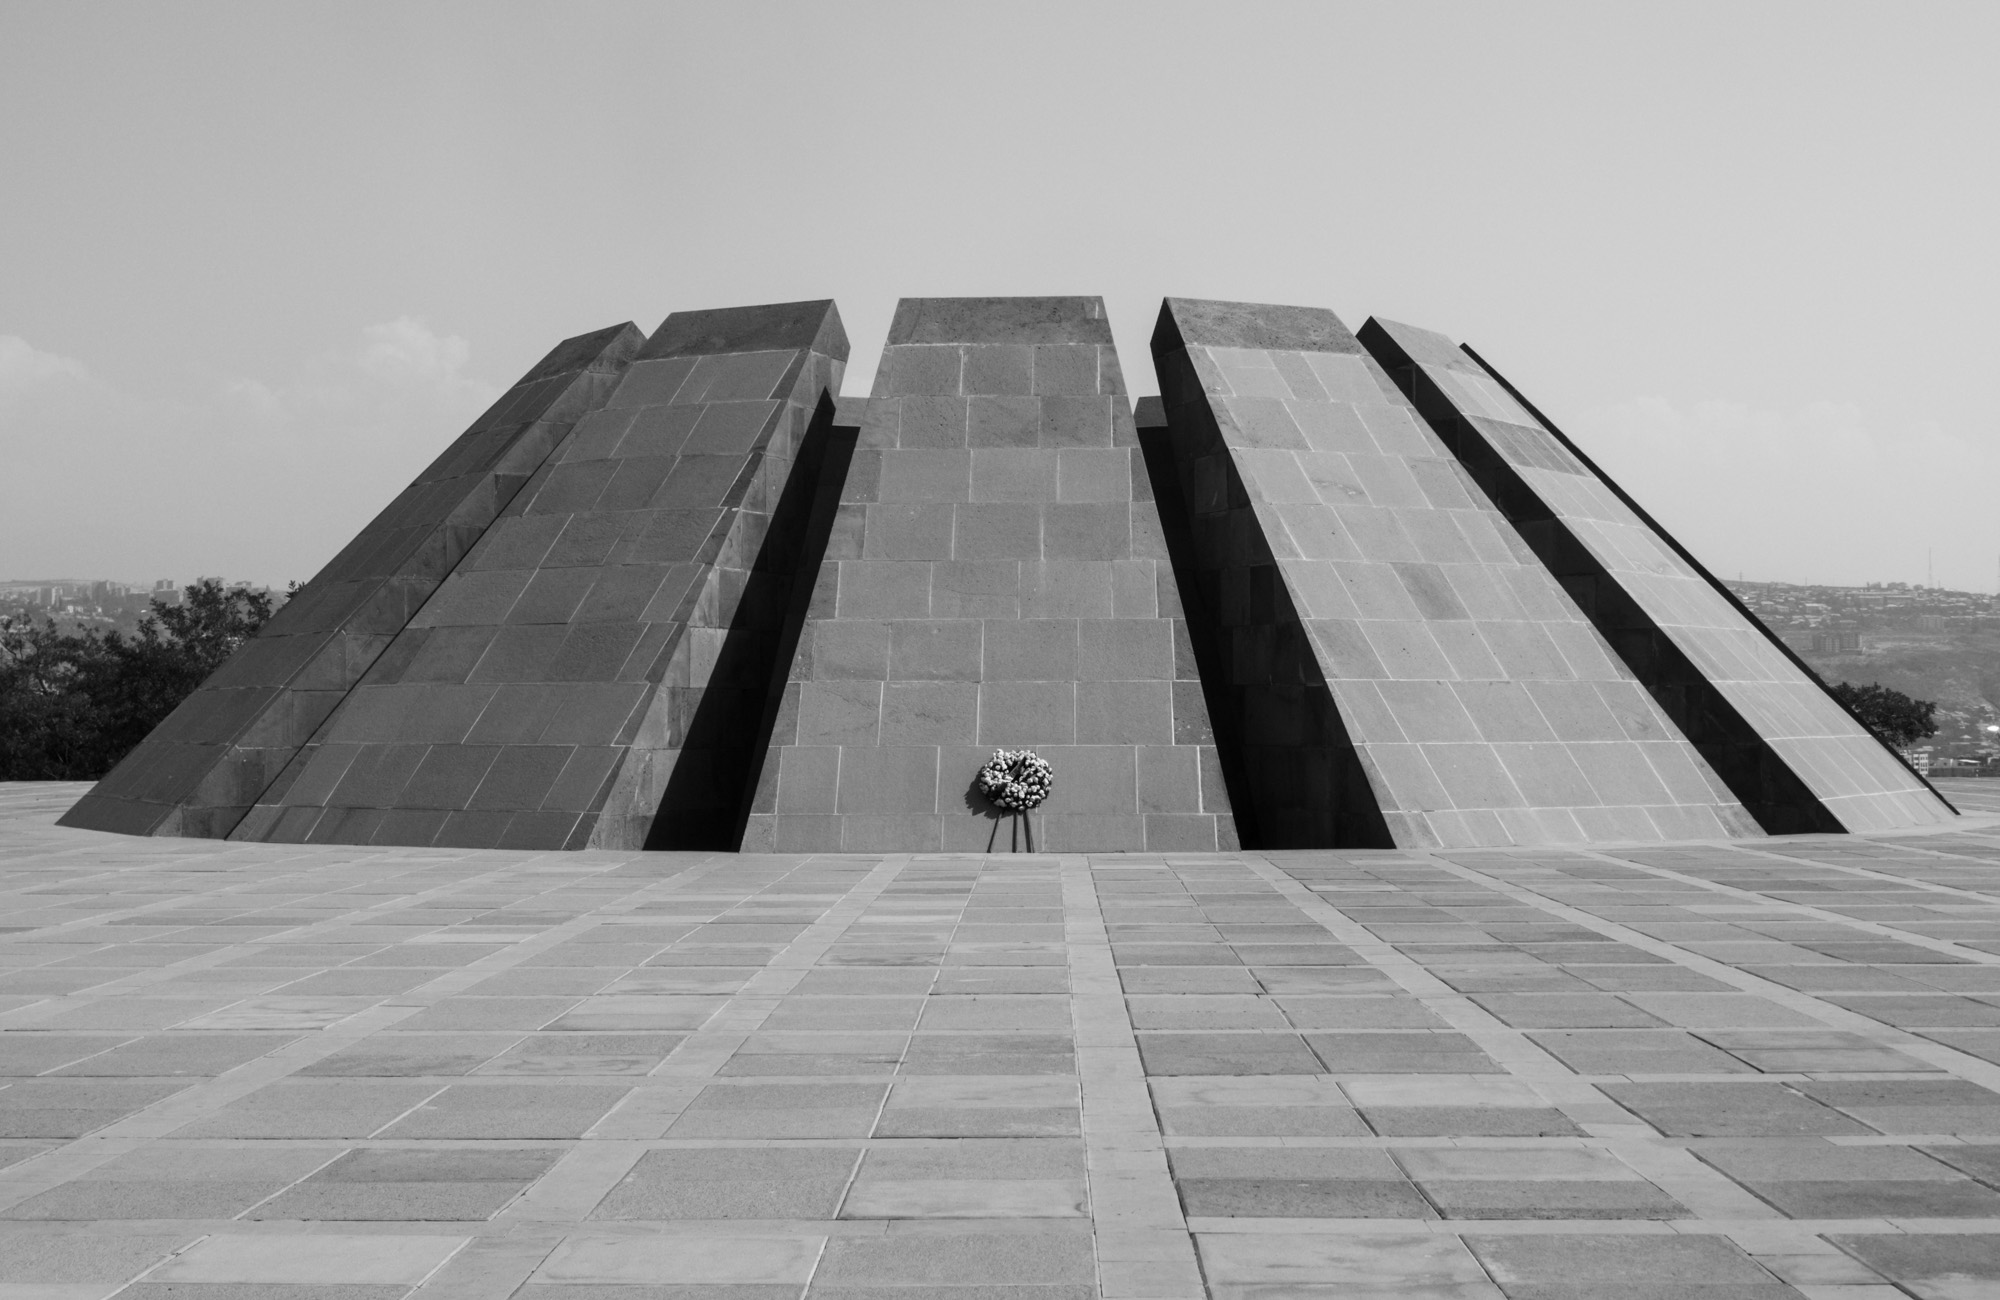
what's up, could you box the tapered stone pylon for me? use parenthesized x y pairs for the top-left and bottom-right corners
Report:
(228, 301), (848, 850)
(60, 323), (645, 840)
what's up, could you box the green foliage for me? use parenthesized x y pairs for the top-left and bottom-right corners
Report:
(1828, 680), (1939, 749)
(0, 579), (278, 780)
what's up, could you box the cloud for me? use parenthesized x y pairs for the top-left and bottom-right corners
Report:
(0, 321), (500, 586)
(1568, 396), (1999, 592)
(0, 336), (89, 392)
(214, 317), (496, 452)
(357, 318), (478, 387)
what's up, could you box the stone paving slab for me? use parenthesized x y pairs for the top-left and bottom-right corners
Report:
(0, 780), (1997, 1298)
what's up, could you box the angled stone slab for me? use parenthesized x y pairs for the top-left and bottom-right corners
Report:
(1149, 297), (1763, 849)
(230, 300), (849, 850)
(1359, 316), (1955, 834)
(744, 296), (1235, 853)
(59, 323), (646, 840)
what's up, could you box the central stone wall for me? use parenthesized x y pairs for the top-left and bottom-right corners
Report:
(743, 297), (1236, 853)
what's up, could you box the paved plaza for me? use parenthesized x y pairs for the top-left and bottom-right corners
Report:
(0, 782), (1996, 1298)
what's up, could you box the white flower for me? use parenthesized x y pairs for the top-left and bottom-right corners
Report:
(976, 749), (1054, 812)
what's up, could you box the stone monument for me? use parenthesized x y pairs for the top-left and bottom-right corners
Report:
(61, 296), (1956, 850)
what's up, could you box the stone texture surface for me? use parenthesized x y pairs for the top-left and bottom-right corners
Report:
(1149, 298), (1761, 849)
(1359, 316), (1954, 836)
(228, 301), (849, 851)
(744, 297), (1233, 854)
(7, 778), (2000, 1296)
(59, 323), (647, 842)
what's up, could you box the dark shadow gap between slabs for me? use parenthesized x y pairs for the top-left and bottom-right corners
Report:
(646, 393), (858, 850)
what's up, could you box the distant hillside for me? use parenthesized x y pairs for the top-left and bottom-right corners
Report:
(1796, 630), (2000, 751)
(1721, 578), (2000, 757)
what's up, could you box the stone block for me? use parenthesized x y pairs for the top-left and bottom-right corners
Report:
(881, 682), (979, 745)
(981, 624), (1076, 688)
(889, 620), (982, 680)
(1138, 744), (1201, 813)
(838, 562), (933, 618)
(1041, 395), (1115, 446)
(954, 502), (1042, 559)
(931, 561), (1020, 617)
(965, 343), (1034, 395)
(879, 449), (972, 501)
(978, 681), (1076, 745)
(1057, 447), (1132, 502)
(862, 503), (954, 559)
(796, 681), (884, 747)
(837, 747), (940, 814)
(971, 448), (1059, 502)
(968, 393), (1042, 446)
(1076, 681), (1174, 744)
(810, 620), (892, 679)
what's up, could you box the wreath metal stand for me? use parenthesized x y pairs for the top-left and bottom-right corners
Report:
(986, 806), (1035, 853)
(1011, 811), (1033, 853)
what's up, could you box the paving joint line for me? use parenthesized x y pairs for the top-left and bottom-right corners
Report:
(1063, 852), (1205, 1300)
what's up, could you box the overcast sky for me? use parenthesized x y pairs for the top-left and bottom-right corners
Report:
(3, 2), (1996, 593)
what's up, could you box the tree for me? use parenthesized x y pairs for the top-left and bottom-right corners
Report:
(0, 579), (279, 780)
(1828, 681), (1938, 749)
(0, 621), (115, 779)
(150, 579), (276, 674)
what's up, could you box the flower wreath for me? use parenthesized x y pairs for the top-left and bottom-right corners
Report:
(975, 749), (1054, 813)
